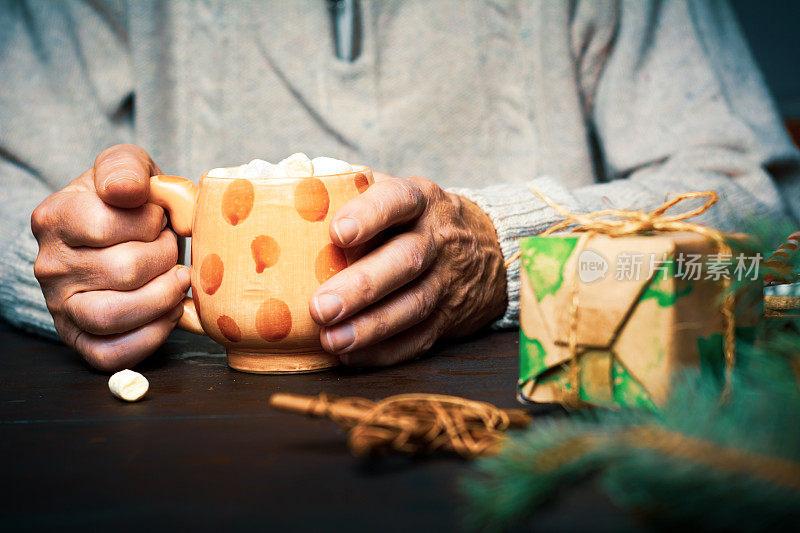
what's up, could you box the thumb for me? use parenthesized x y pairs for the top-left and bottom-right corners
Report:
(371, 170), (394, 182)
(93, 144), (160, 208)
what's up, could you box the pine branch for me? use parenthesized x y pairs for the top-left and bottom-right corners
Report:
(462, 222), (800, 531)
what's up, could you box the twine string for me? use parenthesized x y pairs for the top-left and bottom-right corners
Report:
(764, 230), (800, 285)
(298, 392), (525, 459)
(561, 233), (591, 409)
(508, 189), (735, 405)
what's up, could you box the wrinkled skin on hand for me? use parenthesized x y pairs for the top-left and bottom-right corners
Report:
(310, 172), (507, 366)
(31, 144), (190, 371)
(32, 146), (506, 371)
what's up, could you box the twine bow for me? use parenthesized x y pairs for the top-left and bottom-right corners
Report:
(509, 189), (736, 406)
(269, 392), (531, 459)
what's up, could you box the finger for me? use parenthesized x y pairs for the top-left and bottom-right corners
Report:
(319, 272), (443, 353)
(74, 304), (184, 372)
(93, 144), (160, 208)
(65, 265), (191, 335)
(329, 178), (427, 247)
(51, 312), (83, 350)
(338, 318), (444, 367)
(371, 171), (394, 182)
(71, 230), (178, 291)
(310, 231), (435, 325)
(54, 192), (166, 247)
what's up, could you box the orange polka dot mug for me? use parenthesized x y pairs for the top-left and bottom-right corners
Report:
(148, 167), (374, 373)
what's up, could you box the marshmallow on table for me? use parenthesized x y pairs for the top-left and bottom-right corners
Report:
(108, 369), (149, 402)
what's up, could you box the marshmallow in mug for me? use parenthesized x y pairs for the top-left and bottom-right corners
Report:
(207, 153), (353, 179)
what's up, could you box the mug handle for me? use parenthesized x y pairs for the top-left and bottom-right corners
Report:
(148, 175), (205, 336)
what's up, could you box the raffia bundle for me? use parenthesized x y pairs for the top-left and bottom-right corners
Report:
(269, 392), (531, 459)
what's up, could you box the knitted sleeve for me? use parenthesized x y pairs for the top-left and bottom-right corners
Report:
(451, 0), (800, 329)
(0, 1), (133, 337)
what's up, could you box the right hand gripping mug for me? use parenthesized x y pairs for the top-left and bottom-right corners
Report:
(148, 167), (374, 373)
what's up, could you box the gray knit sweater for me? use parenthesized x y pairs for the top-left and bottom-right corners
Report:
(1, 0), (799, 340)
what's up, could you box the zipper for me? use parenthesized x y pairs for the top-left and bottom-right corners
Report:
(327, 0), (361, 62)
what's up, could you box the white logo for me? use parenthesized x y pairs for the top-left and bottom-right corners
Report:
(578, 249), (608, 283)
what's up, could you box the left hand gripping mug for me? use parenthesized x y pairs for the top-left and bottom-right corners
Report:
(148, 167), (374, 373)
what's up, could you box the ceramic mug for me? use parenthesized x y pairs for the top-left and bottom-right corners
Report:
(148, 167), (374, 373)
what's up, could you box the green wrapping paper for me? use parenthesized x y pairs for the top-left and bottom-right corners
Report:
(517, 232), (760, 410)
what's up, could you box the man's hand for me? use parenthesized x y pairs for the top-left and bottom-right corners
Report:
(309, 172), (507, 366)
(31, 144), (190, 371)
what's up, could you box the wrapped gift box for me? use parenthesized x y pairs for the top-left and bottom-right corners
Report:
(518, 232), (760, 410)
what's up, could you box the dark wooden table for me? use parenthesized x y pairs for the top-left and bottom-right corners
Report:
(0, 322), (634, 532)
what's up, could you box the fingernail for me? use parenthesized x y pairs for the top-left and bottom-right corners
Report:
(314, 294), (343, 323)
(325, 324), (355, 352)
(176, 266), (191, 288)
(167, 304), (184, 321)
(161, 214), (168, 229)
(333, 218), (359, 245)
